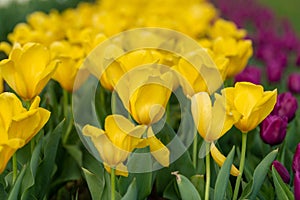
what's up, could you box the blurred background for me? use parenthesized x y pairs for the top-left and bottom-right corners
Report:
(0, 0), (299, 41)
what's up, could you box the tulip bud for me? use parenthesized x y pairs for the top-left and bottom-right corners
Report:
(288, 73), (300, 94)
(294, 171), (300, 200)
(260, 115), (287, 146)
(272, 160), (290, 184)
(272, 92), (298, 122)
(292, 144), (300, 173)
(235, 66), (261, 84)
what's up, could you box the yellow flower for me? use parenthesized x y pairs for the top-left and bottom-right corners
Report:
(172, 57), (223, 95)
(191, 92), (241, 142)
(116, 67), (173, 125)
(212, 37), (253, 78)
(83, 115), (147, 176)
(222, 82), (277, 133)
(50, 41), (89, 92)
(0, 92), (50, 173)
(136, 127), (170, 167)
(209, 19), (247, 39)
(210, 143), (240, 176)
(0, 43), (58, 100)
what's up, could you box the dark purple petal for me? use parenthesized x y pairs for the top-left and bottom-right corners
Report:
(288, 74), (300, 94)
(272, 92), (298, 122)
(294, 171), (300, 200)
(260, 115), (287, 146)
(272, 160), (290, 184)
(293, 144), (300, 173)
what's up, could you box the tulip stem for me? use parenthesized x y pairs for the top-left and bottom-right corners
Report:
(111, 168), (116, 200)
(233, 132), (248, 200)
(205, 142), (211, 200)
(193, 129), (198, 169)
(62, 90), (73, 144)
(12, 153), (17, 184)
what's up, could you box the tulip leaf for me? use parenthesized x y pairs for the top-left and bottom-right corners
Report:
(240, 149), (278, 199)
(20, 120), (65, 200)
(20, 140), (42, 199)
(155, 122), (195, 195)
(163, 178), (181, 200)
(64, 145), (83, 166)
(272, 167), (294, 200)
(121, 178), (138, 200)
(7, 165), (27, 200)
(173, 172), (201, 200)
(214, 146), (235, 200)
(190, 175), (205, 199)
(82, 168), (104, 200)
(118, 147), (152, 200)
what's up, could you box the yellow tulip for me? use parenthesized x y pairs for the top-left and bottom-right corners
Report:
(172, 57), (224, 95)
(0, 92), (50, 173)
(136, 127), (170, 167)
(83, 115), (147, 176)
(209, 19), (247, 39)
(222, 82), (277, 133)
(116, 67), (173, 125)
(50, 41), (89, 92)
(191, 92), (241, 142)
(210, 143), (240, 176)
(0, 43), (58, 100)
(212, 37), (253, 78)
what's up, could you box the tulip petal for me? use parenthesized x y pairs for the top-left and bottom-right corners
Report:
(9, 109), (49, 143)
(210, 143), (239, 176)
(0, 138), (25, 173)
(104, 162), (128, 177)
(191, 92), (212, 140)
(0, 92), (26, 131)
(147, 128), (169, 167)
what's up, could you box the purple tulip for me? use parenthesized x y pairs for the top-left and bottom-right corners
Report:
(296, 53), (300, 66)
(272, 92), (298, 122)
(235, 66), (261, 84)
(272, 160), (290, 184)
(266, 61), (284, 82)
(294, 171), (300, 200)
(260, 115), (287, 146)
(288, 73), (300, 93)
(293, 144), (300, 173)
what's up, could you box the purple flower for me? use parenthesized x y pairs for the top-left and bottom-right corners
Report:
(260, 115), (287, 146)
(293, 144), (300, 173)
(272, 92), (298, 122)
(296, 52), (300, 66)
(294, 171), (300, 200)
(235, 66), (261, 84)
(288, 73), (300, 93)
(272, 160), (290, 184)
(266, 61), (284, 82)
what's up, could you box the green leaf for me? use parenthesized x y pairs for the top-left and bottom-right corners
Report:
(20, 140), (42, 199)
(155, 122), (195, 195)
(190, 175), (205, 199)
(163, 179), (180, 200)
(240, 149), (278, 199)
(118, 147), (152, 200)
(173, 172), (201, 200)
(214, 146), (235, 200)
(64, 145), (83, 166)
(272, 167), (294, 200)
(82, 168), (105, 200)
(21, 120), (65, 200)
(121, 178), (138, 200)
(7, 165), (27, 200)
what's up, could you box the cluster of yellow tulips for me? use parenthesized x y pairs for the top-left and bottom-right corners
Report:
(0, 0), (280, 199)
